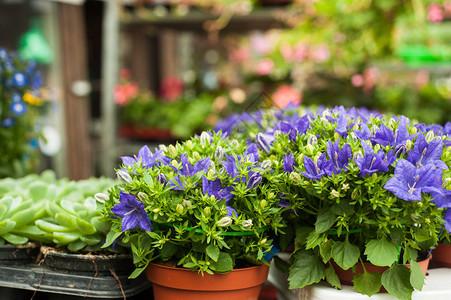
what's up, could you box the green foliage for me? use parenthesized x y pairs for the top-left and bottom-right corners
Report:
(288, 250), (324, 289)
(352, 271), (382, 296)
(381, 265), (414, 300)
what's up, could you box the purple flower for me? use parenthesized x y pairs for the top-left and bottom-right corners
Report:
(256, 132), (274, 153)
(278, 115), (310, 141)
(12, 72), (27, 87)
(283, 153), (295, 173)
(10, 101), (27, 116)
(444, 209), (451, 234)
(244, 144), (259, 163)
(226, 206), (238, 217)
(156, 173), (167, 184)
(384, 159), (443, 201)
(407, 134), (448, 170)
(444, 122), (451, 135)
(354, 124), (371, 140)
(300, 153), (333, 180)
(169, 154), (211, 190)
(356, 141), (393, 177)
(121, 145), (166, 169)
(430, 188), (451, 208)
(222, 155), (240, 179)
(371, 117), (416, 148)
(202, 177), (234, 204)
(326, 140), (352, 174)
(111, 191), (152, 232)
(246, 172), (262, 189)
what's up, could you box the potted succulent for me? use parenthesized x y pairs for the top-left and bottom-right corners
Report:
(100, 132), (288, 299)
(248, 106), (451, 299)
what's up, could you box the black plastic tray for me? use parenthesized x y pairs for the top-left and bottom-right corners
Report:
(0, 263), (151, 298)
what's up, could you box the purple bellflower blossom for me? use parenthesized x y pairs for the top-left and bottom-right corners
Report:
(111, 191), (153, 232)
(356, 141), (395, 177)
(169, 154), (211, 190)
(444, 208), (451, 233)
(246, 172), (262, 189)
(371, 117), (416, 149)
(407, 134), (448, 170)
(283, 153), (295, 173)
(326, 140), (352, 174)
(226, 206), (238, 217)
(278, 115), (310, 141)
(300, 153), (333, 180)
(202, 177), (234, 204)
(121, 145), (167, 169)
(384, 159), (444, 201)
(430, 188), (451, 208)
(256, 132), (275, 153)
(354, 124), (372, 141)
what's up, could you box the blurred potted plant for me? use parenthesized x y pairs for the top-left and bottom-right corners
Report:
(100, 133), (288, 299)
(0, 48), (46, 178)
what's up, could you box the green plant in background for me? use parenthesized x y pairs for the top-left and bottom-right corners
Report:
(0, 170), (118, 252)
(0, 48), (46, 178)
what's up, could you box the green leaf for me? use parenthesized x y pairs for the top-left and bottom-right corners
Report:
(381, 265), (413, 300)
(143, 172), (154, 187)
(129, 266), (147, 279)
(294, 226), (313, 248)
(306, 231), (325, 249)
(331, 239), (359, 270)
(364, 238), (398, 267)
(414, 228), (432, 242)
(288, 251), (325, 289)
(0, 220), (16, 235)
(68, 240), (86, 252)
(274, 255), (290, 273)
(206, 244), (220, 262)
(320, 239), (334, 263)
(315, 208), (336, 233)
(210, 252), (233, 273)
(28, 181), (48, 202)
(75, 218), (97, 235)
(2, 233), (28, 245)
(102, 230), (122, 248)
(352, 272), (382, 296)
(409, 260), (425, 291)
(161, 242), (178, 260)
(324, 266), (341, 289)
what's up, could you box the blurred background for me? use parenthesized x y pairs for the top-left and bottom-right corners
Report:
(1, 0), (450, 180)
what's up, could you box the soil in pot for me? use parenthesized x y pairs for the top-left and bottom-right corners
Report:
(431, 243), (451, 268)
(331, 256), (431, 293)
(146, 262), (270, 300)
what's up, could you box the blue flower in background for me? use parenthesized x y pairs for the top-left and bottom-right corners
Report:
(10, 101), (27, 116)
(384, 159), (443, 201)
(12, 93), (22, 103)
(407, 134), (448, 170)
(12, 72), (28, 87)
(326, 139), (352, 174)
(283, 152), (294, 173)
(111, 191), (153, 232)
(301, 153), (333, 180)
(31, 70), (43, 90)
(1, 117), (15, 128)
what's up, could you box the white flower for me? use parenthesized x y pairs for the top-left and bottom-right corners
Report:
(242, 219), (253, 229)
(331, 189), (340, 198)
(342, 183), (350, 191)
(94, 193), (108, 203)
(217, 216), (232, 227)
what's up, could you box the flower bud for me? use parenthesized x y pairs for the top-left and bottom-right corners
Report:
(242, 219), (253, 229)
(296, 154), (304, 165)
(204, 207), (211, 216)
(406, 139), (413, 151)
(260, 199), (267, 208)
(231, 139), (240, 148)
(330, 189), (340, 198)
(351, 188), (359, 200)
(334, 132), (340, 140)
(307, 134), (318, 146)
(152, 208), (161, 213)
(353, 151), (363, 161)
(137, 192), (149, 202)
(261, 159), (272, 170)
(94, 193), (108, 204)
(370, 125), (379, 136)
(246, 172), (262, 189)
(411, 127), (418, 134)
(260, 238), (267, 245)
(186, 140), (193, 149)
(349, 132), (357, 141)
(183, 200), (192, 209)
(215, 146), (225, 162)
(171, 160), (179, 168)
(268, 192), (275, 199)
(342, 183), (350, 191)
(207, 169), (215, 180)
(200, 132), (211, 147)
(168, 144), (177, 157)
(188, 157), (195, 165)
(425, 131), (435, 143)
(388, 118), (396, 130)
(176, 204), (184, 214)
(217, 216), (232, 227)
(256, 134), (271, 153)
(373, 144), (381, 152)
(219, 167), (226, 175)
(209, 160), (216, 172)
(289, 172), (302, 184)
(159, 144), (167, 152)
(306, 144), (314, 155)
(117, 170), (133, 185)
(157, 173), (167, 184)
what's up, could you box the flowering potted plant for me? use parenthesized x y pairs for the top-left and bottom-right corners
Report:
(0, 48), (45, 178)
(100, 132), (287, 299)
(249, 106), (451, 299)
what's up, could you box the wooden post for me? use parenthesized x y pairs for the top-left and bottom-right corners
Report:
(57, 3), (92, 180)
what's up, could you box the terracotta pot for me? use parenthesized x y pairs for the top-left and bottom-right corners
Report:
(146, 263), (269, 300)
(331, 256), (431, 293)
(431, 243), (451, 268)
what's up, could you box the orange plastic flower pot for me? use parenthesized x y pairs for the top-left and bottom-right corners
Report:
(432, 243), (451, 268)
(146, 263), (269, 300)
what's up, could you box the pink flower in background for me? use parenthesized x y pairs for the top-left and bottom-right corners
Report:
(363, 67), (378, 93)
(415, 70), (430, 89)
(280, 43), (293, 62)
(255, 58), (275, 76)
(273, 85), (301, 108)
(292, 42), (309, 62)
(119, 68), (132, 80)
(444, 1), (451, 15)
(428, 3), (443, 23)
(310, 44), (330, 63)
(229, 46), (251, 63)
(159, 77), (184, 101)
(250, 32), (272, 55)
(351, 74), (364, 87)
(115, 82), (138, 106)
